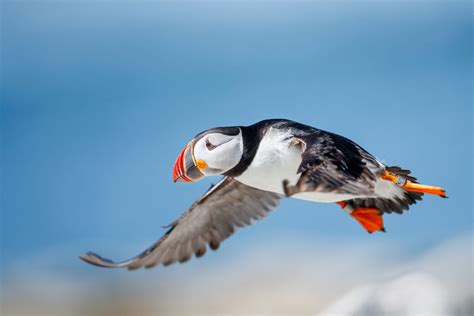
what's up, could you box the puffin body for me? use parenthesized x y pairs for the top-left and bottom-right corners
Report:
(81, 119), (446, 270)
(234, 122), (371, 202)
(231, 120), (416, 206)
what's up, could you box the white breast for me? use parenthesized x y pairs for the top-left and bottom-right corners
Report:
(235, 128), (302, 195)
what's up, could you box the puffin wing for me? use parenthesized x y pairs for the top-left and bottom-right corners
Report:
(291, 131), (383, 195)
(80, 177), (281, 270)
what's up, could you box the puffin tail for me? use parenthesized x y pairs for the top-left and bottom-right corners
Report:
(346, 166), (424, 216)
(338, 166), (446, 233)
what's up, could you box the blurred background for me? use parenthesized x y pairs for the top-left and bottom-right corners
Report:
(1, 1), (472, 315)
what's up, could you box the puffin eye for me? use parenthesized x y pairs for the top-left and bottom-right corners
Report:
(205, 138), (218, 151)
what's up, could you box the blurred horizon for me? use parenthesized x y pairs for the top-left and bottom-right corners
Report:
(1, 0), (472, 315)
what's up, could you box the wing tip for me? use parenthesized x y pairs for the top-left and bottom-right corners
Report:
(79, 252), (119, 268)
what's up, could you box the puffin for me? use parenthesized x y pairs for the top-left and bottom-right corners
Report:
(80, 119), (446, 270)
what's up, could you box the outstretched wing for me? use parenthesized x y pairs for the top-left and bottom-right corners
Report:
(80, 177), (281, 270)
(291, 130), (384, 195)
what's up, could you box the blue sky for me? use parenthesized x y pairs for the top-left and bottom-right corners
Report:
(1, 0), (472, 281)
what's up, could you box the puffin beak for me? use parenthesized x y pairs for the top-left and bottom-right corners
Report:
(172, 142), (205, 183)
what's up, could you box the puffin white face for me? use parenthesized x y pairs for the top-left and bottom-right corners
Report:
(173, 128), (243, 182)
(193, 131), (243, 176)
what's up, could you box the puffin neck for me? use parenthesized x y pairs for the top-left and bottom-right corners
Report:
(223, 121), (273, 178)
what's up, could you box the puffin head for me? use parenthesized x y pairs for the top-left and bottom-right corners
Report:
(172, 126), (243, 182)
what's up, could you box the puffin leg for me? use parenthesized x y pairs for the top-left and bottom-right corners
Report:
(381, 171), (447, 198)
(337, 201), (385, 234)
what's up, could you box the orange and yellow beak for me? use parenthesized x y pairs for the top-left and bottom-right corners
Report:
(172, 142), (206, 183)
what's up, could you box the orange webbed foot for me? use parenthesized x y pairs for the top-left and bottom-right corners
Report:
(337, 202), (385, 233)
(350, 207), (385, 234)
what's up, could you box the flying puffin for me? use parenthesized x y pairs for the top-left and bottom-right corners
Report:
(80, 119), (446, 270)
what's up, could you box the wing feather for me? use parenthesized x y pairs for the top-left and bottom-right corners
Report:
(292, 131), (383, 195)
(80, 177), (281, 270)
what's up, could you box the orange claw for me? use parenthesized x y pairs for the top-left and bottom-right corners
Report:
(337, 201), (348, 208)
(350, 207), (385, 234)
